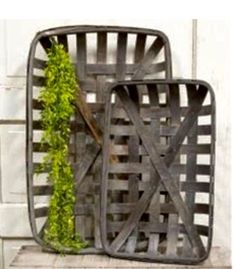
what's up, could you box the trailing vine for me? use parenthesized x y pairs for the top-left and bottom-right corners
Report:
(37, 42), (87, 252)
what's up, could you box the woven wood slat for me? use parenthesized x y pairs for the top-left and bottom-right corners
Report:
(92, 31), (107, 249)
(135, 34), (146, 63)
(125, 86), (140, 253)
(105, 180), (210, 193)
(116, 32), (128, 80)
(106, 222), (209, 237)
(74, 111), (87, 240)
(147, 84), (161, 254)
(32, 62), (166, 75)
(111, 105), (213, 119)
(110, 143), (211, 156)
(39, 36), (52, 51)
(166, 83), (181, 257)
(32, 141), (212, 155)
(33, 58), (46, 69)
(80, 202), (210, 216)
(75, 32), (89, 241)
(32, 99), (212, 117)
(182, 84), (199, 256)
(57, 34), (68, 52)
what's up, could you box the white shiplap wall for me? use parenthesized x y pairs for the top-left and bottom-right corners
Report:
(196, 20), (231, 257)
(0, 19), (231, 268)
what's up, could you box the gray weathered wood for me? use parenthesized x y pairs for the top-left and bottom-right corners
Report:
(57, 34), (68, 52)
(147, 84), (161, 254)
(183, 84), (199, 256)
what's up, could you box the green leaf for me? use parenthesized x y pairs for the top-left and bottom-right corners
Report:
(35, 42), (87, 253)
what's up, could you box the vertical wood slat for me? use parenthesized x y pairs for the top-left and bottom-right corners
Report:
(122, 40), (145, 248)
(93, 155), (102, 249)
(39, 36), (52, 52)
(75, 111), (87, 240)
(125, 85), (140, 253)
(166, 83), (181, 256)
(183, 84), (198, 256)
(134, 34), (146, 63)
(161, 84), (170, 237)
(126, 35), (146, 249)
(75, 33), (87, 239)
(97, 32), (107, 63)
(96, 32), (107, 101)
(76, 33), (87, 80)
(116, 33), (128, 80)
(93, 32), (108, 249)
(147, 84), (161, 254)
(113, 32), (128, 184)
(57, 34), (68, 52)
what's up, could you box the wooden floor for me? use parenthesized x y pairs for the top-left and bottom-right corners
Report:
(10, 246), (231, 269)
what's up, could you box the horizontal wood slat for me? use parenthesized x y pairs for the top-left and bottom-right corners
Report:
(34, 207), (48, 218)
(33, 58), (46, 69)
(107, 221), (209, 236)
(109, 125), (211, 136)
(32, 181), (210, 197)
(32, 100), (212, 117)
(96, 202), (209, 215)
(108, 163), (211, 175)
(106, 180), (210, 193)
(33, 185), (52, 195)
(57, 202), (211, 217)
(33, 75), (45, 87)
(110, 144), (211, 155)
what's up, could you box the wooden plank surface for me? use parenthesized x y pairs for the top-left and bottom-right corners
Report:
(10, 246), (231, 268)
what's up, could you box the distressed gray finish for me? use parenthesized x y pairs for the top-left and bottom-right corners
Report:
(101, 80), (215, 264)
(26, 26), (172, 254)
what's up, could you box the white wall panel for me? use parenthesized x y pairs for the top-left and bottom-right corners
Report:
(0, 204), (31, 237)
(0, 125), (26, 203)
(197, 20), (231, 253)
(5, 20), (67, 77)
(0, 21), (6, 82)
(0, 87), (25, 120)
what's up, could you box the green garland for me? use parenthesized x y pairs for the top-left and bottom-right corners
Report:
(38, 42), (87, 252)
